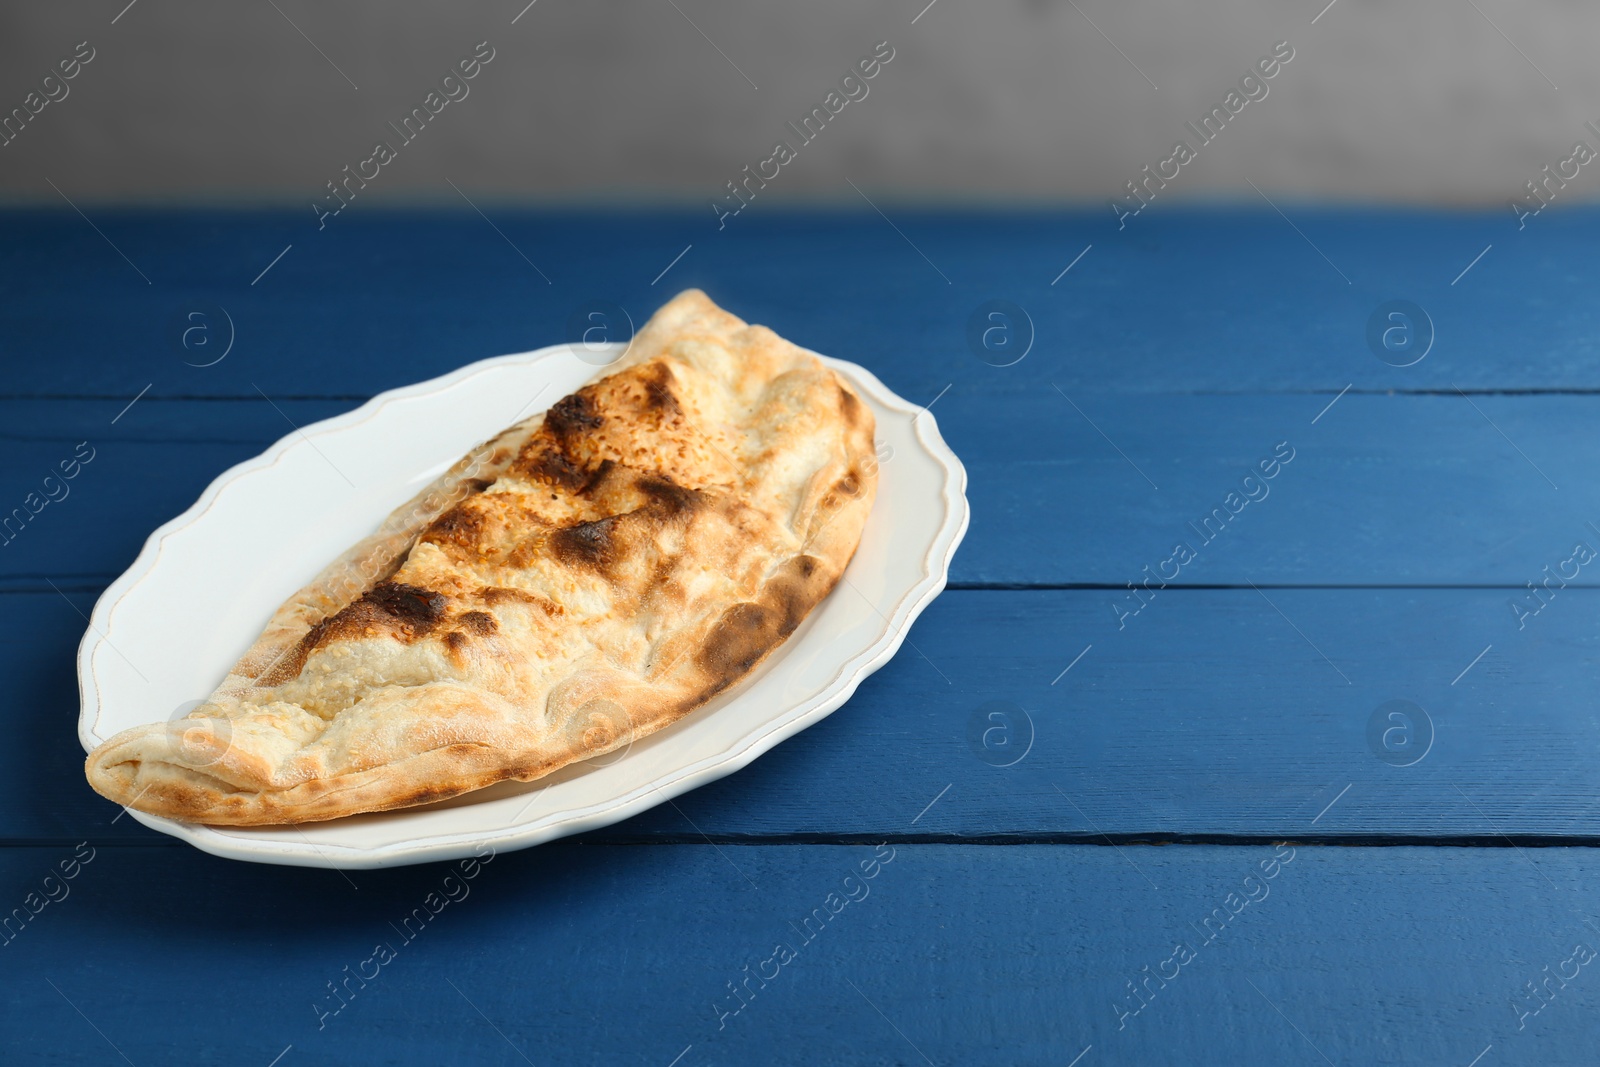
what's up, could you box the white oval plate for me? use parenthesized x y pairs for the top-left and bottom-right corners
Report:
(77, 342), (967, 868)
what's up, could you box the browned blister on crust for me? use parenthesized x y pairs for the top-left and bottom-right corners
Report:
(84, 290), (878, 825)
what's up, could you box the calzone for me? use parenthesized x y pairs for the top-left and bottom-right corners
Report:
(85, 290), (877, 824)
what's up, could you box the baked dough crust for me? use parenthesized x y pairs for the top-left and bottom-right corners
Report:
(84, 290), (877, 824)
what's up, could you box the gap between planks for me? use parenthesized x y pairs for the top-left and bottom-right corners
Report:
(12, 833), (1600, 849)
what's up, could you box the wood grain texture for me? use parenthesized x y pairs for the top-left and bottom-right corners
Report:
(21, 587), (1600, 843)
(6, 208), (1600, 1065)
(3, 208), (1600, 404)
(2, 843), (1596, 1066)
(2, 391), (1597, 588)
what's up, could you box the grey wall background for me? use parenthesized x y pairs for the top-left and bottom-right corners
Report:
(1, 0), (1596, 207)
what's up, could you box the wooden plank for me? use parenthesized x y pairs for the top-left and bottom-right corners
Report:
(20, 588), (1600, 843)
(4, 208), (1599, 403)
(1, 843), (1595, 1065)
(2, 391), (1597, 587)
(959, 389), (1594, 587)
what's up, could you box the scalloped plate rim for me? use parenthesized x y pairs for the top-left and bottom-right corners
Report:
(77, 341), (967, 868)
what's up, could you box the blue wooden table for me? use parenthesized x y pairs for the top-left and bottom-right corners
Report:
(4, 205), (1599, 1065)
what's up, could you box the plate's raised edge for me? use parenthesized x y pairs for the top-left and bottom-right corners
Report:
(82, 345), (969, 868)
